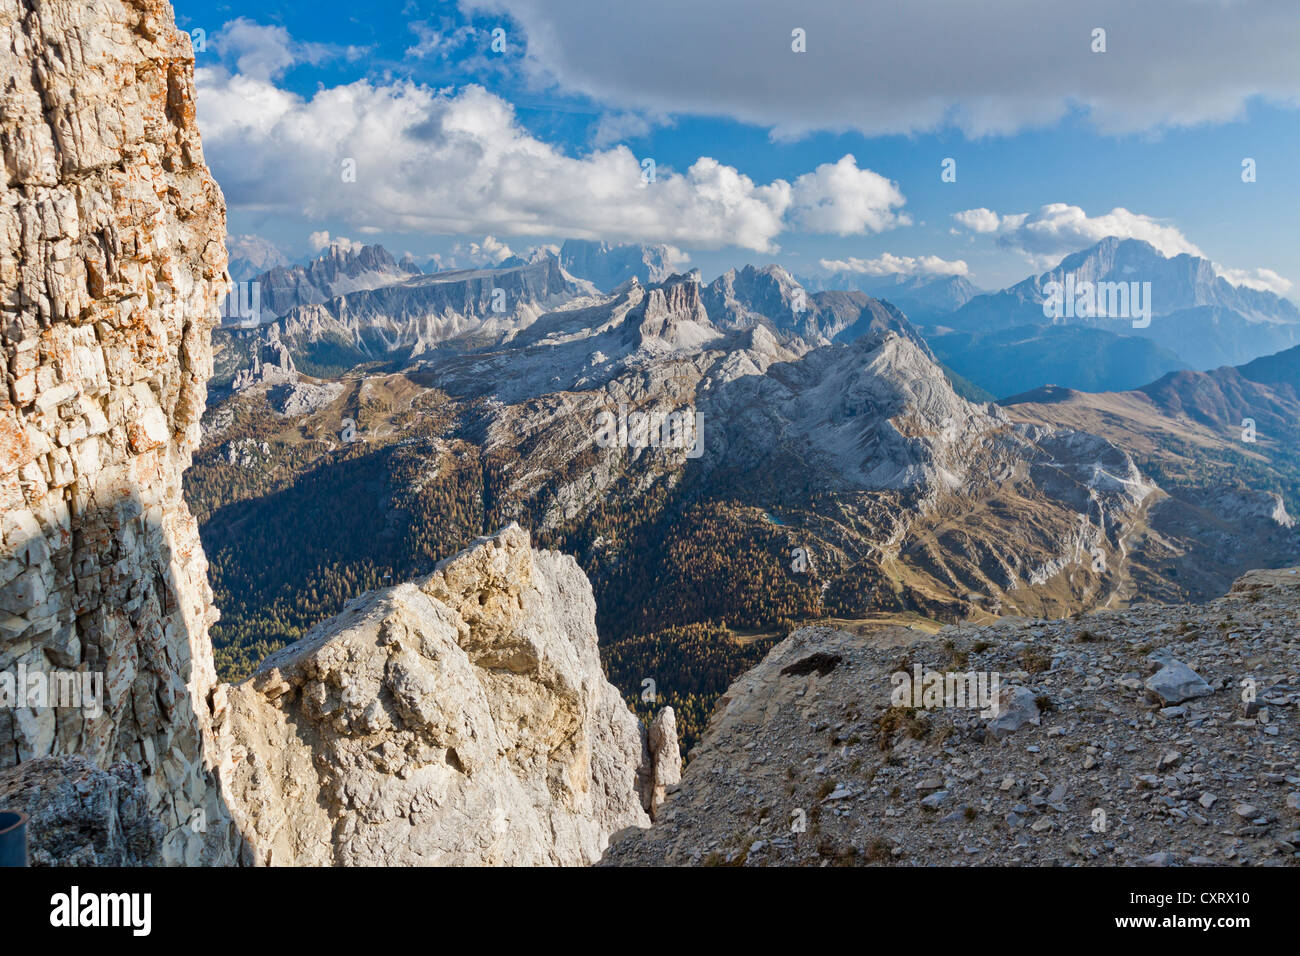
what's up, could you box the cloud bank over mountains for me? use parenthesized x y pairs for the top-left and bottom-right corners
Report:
(194, 10), (1298, 298)
(817, 253), (970, 279)
(953, 204), (1206, 259)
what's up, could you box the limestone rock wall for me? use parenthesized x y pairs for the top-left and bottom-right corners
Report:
(218, 525), (673, 866)
(0, 0), (238, 863)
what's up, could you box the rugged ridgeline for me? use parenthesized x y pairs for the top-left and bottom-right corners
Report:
(214, 253), (600, 383)
(250, 243), (422, 321)
(0, 0), (238, 862)
(216, 525), (679, 866)
(602, 568), (1300, 867)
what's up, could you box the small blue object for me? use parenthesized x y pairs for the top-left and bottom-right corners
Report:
(0, 810), (28, 867)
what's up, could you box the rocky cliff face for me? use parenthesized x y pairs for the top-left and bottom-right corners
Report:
(701, 265), (933, 350)
(230, 325), (297, 390)
(217, 525), (677, 865)
(0, 0), (238, 863)
(603, 567), (1300, 866)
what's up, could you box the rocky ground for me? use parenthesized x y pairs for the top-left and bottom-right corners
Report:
(602, 567), (1300, 866)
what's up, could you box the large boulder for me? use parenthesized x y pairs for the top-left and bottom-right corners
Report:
(1145, 660), (1214, 705)
(217, 525), (674, 865)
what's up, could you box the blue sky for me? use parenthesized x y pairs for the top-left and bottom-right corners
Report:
(176, 0), (1300, 297)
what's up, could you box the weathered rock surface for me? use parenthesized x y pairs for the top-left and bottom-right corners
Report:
(231, 325), (297, 390)
(0, 754), (162, 865)
(218, 524), (677, 865)
(0, 0), (238, 863)
(638, 706), (682, 820)
(603, 567), (1300, 866)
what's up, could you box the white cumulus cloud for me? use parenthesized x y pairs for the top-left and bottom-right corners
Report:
(461, 235), (516, 265)
(951, 203), (1294, 293)
(1213, 265), (1294, 295)
(195, 30), (911, 254)
(788, 155), (909, 235)
(212, 18), (366, 82)
(818, 253), (969, 278)
(952, 204), (1203, 259)
(951, 208), (1002, 235)
(308, 230), (363, 253)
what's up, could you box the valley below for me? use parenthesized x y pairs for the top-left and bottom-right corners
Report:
(190, 242), (1300, 758)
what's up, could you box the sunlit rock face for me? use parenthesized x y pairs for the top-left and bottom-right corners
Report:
(0, 0), (239, 864)
(218, 526), (677, 866)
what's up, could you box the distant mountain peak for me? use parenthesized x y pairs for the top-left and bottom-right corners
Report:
(250, 242), (419, 320)
(1036, 237), (1294, 322)
(559, 238), (685, 292)
(226, 234), (290, 283)
(622, 270), (718, 353)
(798, 269), (981, 322)
(942, 236), (1300, 378)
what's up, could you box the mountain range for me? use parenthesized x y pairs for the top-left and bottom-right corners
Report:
(213, 254), (932, 387)
(194, 252), (1300, 753)
(928, 238), (1300, 396)
(246, 243), (424, 322)
(800, 271), (981, 324)
(224, 236), (1299, 400)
